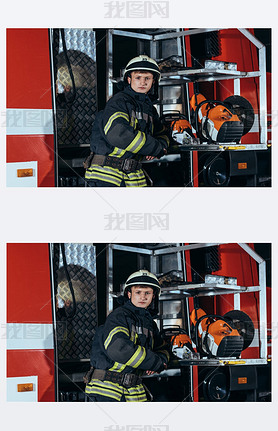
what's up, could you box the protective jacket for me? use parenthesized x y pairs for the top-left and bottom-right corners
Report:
(84, 85), (170, 187)
(85, 300), (170, 401)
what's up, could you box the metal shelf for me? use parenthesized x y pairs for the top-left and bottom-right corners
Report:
(110, 68), (259, 87)
(161, 282), (264, 296)
(171, 358), (268, 367)
(160, 68), (261, 85)
(110, 68), (258, 86)
(142, 358), (268, 375)
(175, 143), (268, 152)
(160, 282), (246, 298)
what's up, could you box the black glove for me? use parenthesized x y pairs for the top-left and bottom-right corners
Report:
(155, 146), (167, 159)
(153, 356), (167, 373)
(156, 361), (167, 373)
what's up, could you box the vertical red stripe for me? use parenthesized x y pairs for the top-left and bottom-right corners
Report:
(6, 29), (55, 187)
(7, 244), (53, 323)
(192, 152), (199, 187)
(7, 29), (53, 109)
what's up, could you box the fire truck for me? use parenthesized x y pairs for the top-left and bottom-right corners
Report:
(6, 28), (271, 187)
(7, 243), (271, 402)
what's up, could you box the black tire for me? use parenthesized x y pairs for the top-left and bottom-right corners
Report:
(203, 370), (230, 402)
(201, 153), (230, 187)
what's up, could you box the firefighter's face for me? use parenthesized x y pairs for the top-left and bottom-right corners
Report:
(127, 71), (154, 94)
(128, 285), (154, 308)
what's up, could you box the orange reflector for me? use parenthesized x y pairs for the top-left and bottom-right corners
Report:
(238, 377), (247, 384)
(17, 169), (34, 178)
(238, 162), (247, 170)
(17, 383), (34, 392)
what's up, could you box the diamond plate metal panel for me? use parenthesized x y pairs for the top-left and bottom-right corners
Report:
(55, 29), (97, 147)
(54, 243), (97, 361)
(60, 243), (97, 274)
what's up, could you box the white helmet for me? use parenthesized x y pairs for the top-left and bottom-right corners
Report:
(124, 55), (161, 81)
(124, 269), (161, 296)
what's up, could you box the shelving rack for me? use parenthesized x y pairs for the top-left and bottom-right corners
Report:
(106, 243), (268, 366)
(106, 28), (268, 151)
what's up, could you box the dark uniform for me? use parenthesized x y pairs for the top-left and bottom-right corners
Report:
(84, 85), (170, 187)
(85, 299), (170, 401)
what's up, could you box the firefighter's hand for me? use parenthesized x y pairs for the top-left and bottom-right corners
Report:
(145, 156), (155, 161)
(145, 370), (155, 375)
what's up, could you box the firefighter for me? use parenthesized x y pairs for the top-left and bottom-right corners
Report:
(84, 55), (170, 187)
(85, 270), (170, 401)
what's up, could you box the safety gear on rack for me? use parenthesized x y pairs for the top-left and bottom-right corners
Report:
(190, 308), (254, 358)
(124, 270), (161, 297)
(124, 55), (161, 81)
(190, 93), (255, 144)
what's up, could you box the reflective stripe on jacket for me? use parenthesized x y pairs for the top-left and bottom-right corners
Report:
(85, 164), (147, 187)
(85, 379), (147, 402)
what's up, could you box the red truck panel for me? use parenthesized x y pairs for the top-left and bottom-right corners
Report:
(6, 135), (55, 187)
(213, 29), (259, 109)
(213, 243), (259, 318)
(212, 244), (266, 359)
(7, 244), (53, 323)
(7, 349), (55, 402)
(6, 29), (55, 186)
(214, 243), (258, 287)
(6, 29), (52, 109)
